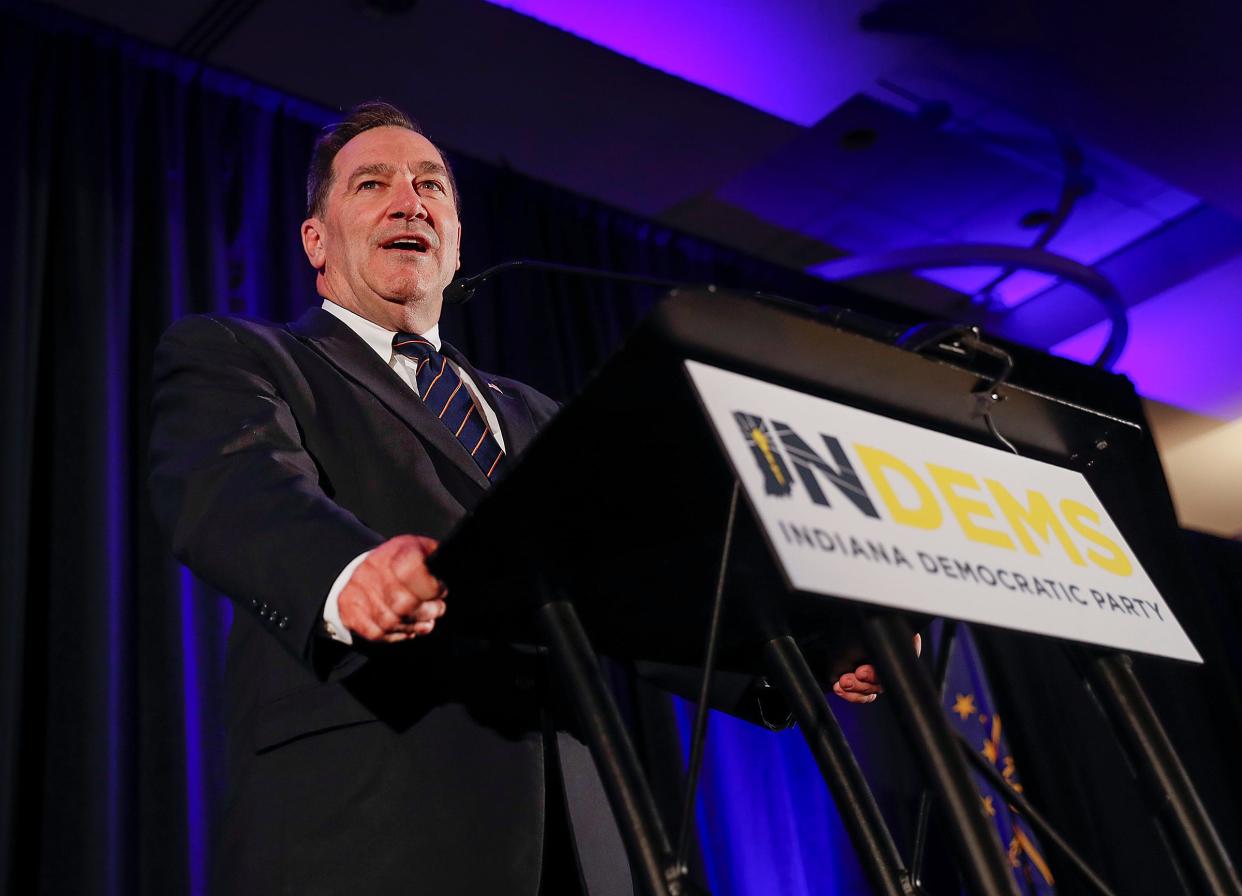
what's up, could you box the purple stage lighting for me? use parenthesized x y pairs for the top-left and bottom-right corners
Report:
(484, 0), (911, 126)
(1053, 254), (1242, 419)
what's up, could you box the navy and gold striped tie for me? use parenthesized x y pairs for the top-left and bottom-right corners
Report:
(392, 334), (506, 481)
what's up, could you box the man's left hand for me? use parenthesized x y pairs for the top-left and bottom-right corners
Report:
(832, 632), (922, 704)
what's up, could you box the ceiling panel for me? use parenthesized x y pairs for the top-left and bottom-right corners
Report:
(47, 0), (209, 43)
(713, 163), (846, 237)
(485, 0), (926, 126)
(860, 144), (1032, 234)
(941, 178), (1060, 241)
(759, 96), (932, 195)
(801, 200), (931, 256)
(1053, 253), (1242, 419)
(995, 205), (1242, 348)
(206, 0), (799, 219)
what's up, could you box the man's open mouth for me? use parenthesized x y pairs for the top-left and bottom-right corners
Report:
(381, 235), (431, 253)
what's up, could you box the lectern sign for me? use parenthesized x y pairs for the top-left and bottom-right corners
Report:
(686, 360), (1201, 662)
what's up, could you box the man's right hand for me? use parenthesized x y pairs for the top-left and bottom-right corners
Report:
(337, 535), (447, 643)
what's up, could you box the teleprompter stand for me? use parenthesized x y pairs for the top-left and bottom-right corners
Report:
(429, 288), (1239, 896)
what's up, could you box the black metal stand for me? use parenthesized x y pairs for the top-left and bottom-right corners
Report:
(535, 598), (688, 896)
(763, 635), (917, 896)
(861, 611), (1022, 896)
(913, 623), (1120, 896)
(908, 619), (958, 890)
(1085, 652), (1242, 896)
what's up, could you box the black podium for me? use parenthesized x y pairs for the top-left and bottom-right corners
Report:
(429, 288), (1239, 896)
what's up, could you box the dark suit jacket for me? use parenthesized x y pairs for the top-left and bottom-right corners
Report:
(149, 307), (594, 895)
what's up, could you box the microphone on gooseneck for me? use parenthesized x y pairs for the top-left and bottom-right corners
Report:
(441, 259), (689, 306)
(441, 257), (912, 346)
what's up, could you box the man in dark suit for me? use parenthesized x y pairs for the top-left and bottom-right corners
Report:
(149, 101), (887, 895)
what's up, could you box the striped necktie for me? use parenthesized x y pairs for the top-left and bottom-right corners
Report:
(392, 333), (506, 481)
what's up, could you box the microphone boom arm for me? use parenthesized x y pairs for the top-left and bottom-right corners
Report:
(443, 259), (690, 306)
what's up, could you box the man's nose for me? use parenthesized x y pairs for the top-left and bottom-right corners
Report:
(389, 181), (427, 221)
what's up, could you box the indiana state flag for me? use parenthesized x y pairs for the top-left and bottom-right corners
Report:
(940, 623), (1057, 894)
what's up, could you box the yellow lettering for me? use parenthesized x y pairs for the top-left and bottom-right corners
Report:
(1061, 500), (1132, 576)
(985, 480), (1086, 565)
(853, 445), (942, 529)
(926, 464), (1015, 550)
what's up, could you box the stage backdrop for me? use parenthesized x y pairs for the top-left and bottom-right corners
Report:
(3, 7), (1240, 896)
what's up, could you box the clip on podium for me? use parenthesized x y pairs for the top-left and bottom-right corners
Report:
(429, 288), (1239, 896)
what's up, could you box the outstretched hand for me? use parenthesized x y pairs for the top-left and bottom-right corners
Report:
(832, 632), (922, 704)
(338, 535), (448, 643)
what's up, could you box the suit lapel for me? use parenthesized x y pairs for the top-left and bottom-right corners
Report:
(441, 341), (540, 459)
(287, 308), (491, 492)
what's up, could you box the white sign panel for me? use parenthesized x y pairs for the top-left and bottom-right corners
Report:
(686, 360), (1201, 662)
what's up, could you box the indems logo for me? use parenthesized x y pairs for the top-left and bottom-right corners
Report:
(732, 411), (1132, 578)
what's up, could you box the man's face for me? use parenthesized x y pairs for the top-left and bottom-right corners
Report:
(302, 126), (461, 332)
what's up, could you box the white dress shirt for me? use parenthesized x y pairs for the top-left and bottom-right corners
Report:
(318, 299), (505, 644)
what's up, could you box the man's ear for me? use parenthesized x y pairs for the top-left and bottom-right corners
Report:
(301, 218), (326, 270)
(455, 221), (463, 272)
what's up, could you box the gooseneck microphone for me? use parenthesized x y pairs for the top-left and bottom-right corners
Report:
(442, 257), (919, 348)
(441, 259), (690, 306)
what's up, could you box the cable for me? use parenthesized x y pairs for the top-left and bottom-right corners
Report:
(894, 322), (1021, 456)
(674, 481), (740, 876)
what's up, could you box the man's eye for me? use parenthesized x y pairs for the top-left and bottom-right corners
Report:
(359, 180), (382, 191)
(418, 180), (445, 193)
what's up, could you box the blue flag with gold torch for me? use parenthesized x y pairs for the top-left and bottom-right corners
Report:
(941, 623), (1057, 893)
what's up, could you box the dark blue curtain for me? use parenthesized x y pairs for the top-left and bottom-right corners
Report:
(1, 13), (332, 896)
(4, 7), (1240, 896)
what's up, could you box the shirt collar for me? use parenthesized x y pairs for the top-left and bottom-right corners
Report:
(321, 299), (441, 360)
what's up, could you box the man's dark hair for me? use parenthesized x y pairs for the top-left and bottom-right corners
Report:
(305, 100), (460, 218)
